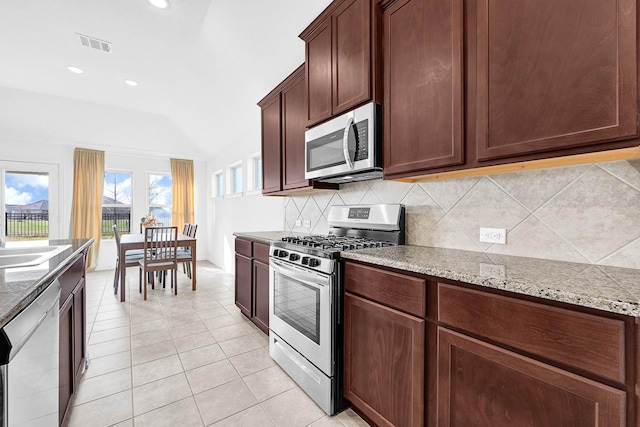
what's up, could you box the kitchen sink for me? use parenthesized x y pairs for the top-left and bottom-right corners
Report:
(0, 245), (71, 268)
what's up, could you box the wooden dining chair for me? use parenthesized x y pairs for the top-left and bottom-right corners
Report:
(112, 224), (145, 295)
(178, 223), (197, 278)
(138, 226), (178, 300)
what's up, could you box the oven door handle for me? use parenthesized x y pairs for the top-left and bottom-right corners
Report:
(270, 259), (331, 288)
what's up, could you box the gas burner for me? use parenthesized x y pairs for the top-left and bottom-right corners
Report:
(281, 234), (394, 252)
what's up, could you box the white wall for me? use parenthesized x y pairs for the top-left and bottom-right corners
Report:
(205, 108), (284, 273)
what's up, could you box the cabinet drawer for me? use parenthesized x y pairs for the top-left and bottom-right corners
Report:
(437, 283), (626, 383)
(345, 262), (426, 317)
(59, 255), (84, 308)
(235, 238), (252, 257)
(253, 242), (270, 264)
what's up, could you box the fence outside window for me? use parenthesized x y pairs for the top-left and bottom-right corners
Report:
(5, 212), (49, 238)
(4, 210), (134, 239)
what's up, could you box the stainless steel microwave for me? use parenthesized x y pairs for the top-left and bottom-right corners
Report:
(305, 102), (382, 184)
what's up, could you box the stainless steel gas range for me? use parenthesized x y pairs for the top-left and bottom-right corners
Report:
(268, 204), (405, 415)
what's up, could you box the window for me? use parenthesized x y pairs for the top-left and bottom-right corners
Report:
(248, 153), (262, 192)
(103, 171), (132, 238)
(232, 165), (243, 194)
(148, 173), (172, 226)
(212, 171), (224, 198)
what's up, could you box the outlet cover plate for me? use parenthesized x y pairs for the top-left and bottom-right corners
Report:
(479, 262), (506, 279)
(479, 227), (507, 244)
(303, 220), (311, 228)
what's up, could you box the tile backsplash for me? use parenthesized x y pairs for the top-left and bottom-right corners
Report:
(284, 159), (640, 269)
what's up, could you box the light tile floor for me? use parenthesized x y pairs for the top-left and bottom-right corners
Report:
(68, 262), (369, 427)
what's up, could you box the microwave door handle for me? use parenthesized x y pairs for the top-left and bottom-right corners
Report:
(342, 117), (355, 170)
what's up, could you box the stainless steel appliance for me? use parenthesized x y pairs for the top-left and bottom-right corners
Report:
(269, 204), (405, 415)
(305, 102), (382, 184)
(0, 280), (61, 426)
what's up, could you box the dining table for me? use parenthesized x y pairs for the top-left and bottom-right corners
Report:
(118, 232), (197, 302)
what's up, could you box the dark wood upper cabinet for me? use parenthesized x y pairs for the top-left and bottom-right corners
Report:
(281, 67), (309, 191)
(382, 0), (464, 177)
(305, 19), (333, 125)
(258, 92), (282, 194)
(258, 65), (338, 195)
(301, 0), (379, 127)
(474, 0), (638, 161)
(381, 0), (638, 180)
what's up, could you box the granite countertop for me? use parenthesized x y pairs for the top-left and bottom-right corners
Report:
(341, 245), (640, 317)
(233, 231), (290, 245)
(0, 238), (93, 328)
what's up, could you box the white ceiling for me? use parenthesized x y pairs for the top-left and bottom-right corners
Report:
(0, 0), (332, 159)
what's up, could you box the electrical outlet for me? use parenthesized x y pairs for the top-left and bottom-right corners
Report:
(479, 263), (506, 279)
(479, 227), (507, 244)
(295, 219), (302, 227)
(303, 220), (311, 228)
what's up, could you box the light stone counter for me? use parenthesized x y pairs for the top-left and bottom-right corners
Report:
(0, 239), (93, 328)
(341, 245), (640, 317)
(233, 231), (290, 245)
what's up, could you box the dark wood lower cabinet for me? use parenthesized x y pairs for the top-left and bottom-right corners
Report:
(437, 327), (626, 427)
(234, 253), (252, 318)
(344, 292), (424, 427)
(344, 260), (638, 427)
(58, 294), (74, 426)
(234, 237), (270, 335)
(58, 254), (88, 426)
(252, 259), (270, 334)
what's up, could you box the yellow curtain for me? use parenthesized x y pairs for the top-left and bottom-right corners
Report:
(171, 158), (194, 233)
(70, 148), (104, 271)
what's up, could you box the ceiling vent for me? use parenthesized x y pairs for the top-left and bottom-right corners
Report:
(77, 33), (112, 54)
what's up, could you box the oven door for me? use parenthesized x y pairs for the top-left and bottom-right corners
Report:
(269, 257), (333, 376)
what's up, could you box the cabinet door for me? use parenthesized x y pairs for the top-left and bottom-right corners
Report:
(252, 260), (270, 334)
(475, 0), (637, 161)
(260, 93), (282, 194)
(332, 0), (371, 115)
(383, 0), (464, 177)
(235, 254), (253, 317)
(344, 292), (425, 426)
(59, 295), (74, 426)
(282, 67), (308, 191)
(306, 17), (333, 126)
(73, 278), (86, 381)
(437, 327), (626, 427)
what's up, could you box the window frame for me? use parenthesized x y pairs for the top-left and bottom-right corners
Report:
(212, 170), (224, 198)
(102, 170), (133, 239)
(246, 152), (263, 195)
(147, 172), (172, 226)
(227, 161), (243, 197)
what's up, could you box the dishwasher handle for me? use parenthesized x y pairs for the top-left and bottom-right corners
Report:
(0, 279), (61, 364)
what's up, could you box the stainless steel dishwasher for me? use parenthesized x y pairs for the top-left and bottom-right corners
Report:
(0, 280), (61, 426)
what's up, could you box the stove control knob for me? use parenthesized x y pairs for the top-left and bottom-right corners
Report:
(289, 253), (300, 262)
(278, 250), (289, 258)
(301, 256), (309, 265)
(308, 258), (321, 268)
(272, 249), (280, 257)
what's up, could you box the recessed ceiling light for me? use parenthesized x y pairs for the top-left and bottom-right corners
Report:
(147, 0), (170, 9)
(124, 80), (139, 87)
(67, 66), (84, 74)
